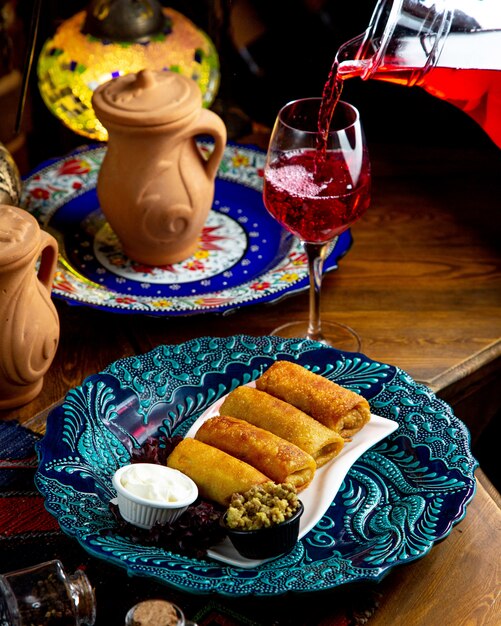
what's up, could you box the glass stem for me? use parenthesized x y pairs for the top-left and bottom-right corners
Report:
(304, 239), (336, 342)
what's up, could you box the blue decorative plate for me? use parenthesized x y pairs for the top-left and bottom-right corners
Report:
(21, 144), (351, 316)
(35, 336), (477, 596)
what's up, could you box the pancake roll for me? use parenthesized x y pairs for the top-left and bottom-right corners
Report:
(219, 386), (344, 467)
(195, 414), (316, 491)
(256, 361), (371, 438)
(167, 438), (269, 506)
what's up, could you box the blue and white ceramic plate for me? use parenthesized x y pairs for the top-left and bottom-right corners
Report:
(22, 144), (351, 316)
(35, 336), (477, 596)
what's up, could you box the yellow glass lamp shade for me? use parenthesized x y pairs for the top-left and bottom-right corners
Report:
(37, 7), (220, 141)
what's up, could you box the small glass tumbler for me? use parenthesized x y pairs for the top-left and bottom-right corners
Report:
(0, 559), (96, 626)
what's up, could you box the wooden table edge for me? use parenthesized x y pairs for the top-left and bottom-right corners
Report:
(425, 339), (501, 393)
(476, 467), (501, 509)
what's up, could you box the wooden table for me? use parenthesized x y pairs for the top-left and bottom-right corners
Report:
(3, 138), (500, 443)
(1, 138), (500, 624)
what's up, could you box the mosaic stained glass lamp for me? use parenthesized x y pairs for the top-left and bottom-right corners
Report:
(37, 0), (220, 141)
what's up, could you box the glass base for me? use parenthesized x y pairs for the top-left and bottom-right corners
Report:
(270, 320), (361, 352)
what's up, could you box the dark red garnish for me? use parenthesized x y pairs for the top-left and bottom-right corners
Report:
(107, 500), (226, 559)
(130, 435), (183, 465)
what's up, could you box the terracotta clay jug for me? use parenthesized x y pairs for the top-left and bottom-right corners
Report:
(92, 69), (227, 265)
(0, 205), (59, 409)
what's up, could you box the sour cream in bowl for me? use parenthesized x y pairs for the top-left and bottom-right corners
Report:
(112, 463), (198, 529)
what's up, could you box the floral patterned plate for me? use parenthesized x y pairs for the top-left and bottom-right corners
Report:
(22, 144), (352, 315)
(35, 335), (477, 597)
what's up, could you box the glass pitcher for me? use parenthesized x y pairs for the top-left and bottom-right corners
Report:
(336, 0), (501, 148)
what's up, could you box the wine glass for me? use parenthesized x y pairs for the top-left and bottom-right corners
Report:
(263, 97), (371, 350)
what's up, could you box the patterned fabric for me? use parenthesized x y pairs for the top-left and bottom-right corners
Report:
(0, 420), (379, 625)
(0, 421), (59, 535)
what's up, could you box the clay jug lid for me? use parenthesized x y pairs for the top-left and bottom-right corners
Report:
(92, 70), (202, 127)
(0, 205), (40, 266)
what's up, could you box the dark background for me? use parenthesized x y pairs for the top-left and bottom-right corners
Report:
(10, 0), (496, 171)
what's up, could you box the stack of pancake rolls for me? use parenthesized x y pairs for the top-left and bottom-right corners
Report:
(167, 360), (371, 506)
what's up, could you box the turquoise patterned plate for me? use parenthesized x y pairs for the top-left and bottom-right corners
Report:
(35, 336), (477, 596)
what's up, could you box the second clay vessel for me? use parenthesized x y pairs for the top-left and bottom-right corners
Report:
(0, 205), (59, 409)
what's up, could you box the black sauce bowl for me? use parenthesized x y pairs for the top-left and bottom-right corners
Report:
(222, 501), (304, 560)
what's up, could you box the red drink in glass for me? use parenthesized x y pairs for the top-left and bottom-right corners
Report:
(263, 148), (370, 244)
(263, 98), (369, 348)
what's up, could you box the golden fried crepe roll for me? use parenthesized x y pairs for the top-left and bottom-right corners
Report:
(166, 438), (269, 506)
(256, 360), (371, 438)
(195, 415), (316, 491)
(219, 386), (344, 467)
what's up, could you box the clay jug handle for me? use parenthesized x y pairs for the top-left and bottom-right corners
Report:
(191, 108), (227, 181)
(37, 230), (59, 293)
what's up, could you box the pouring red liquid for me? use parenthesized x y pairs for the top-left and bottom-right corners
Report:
(319, 0), (501, 151)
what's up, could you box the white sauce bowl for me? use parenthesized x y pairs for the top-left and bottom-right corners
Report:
(112, 463), (198, 529)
